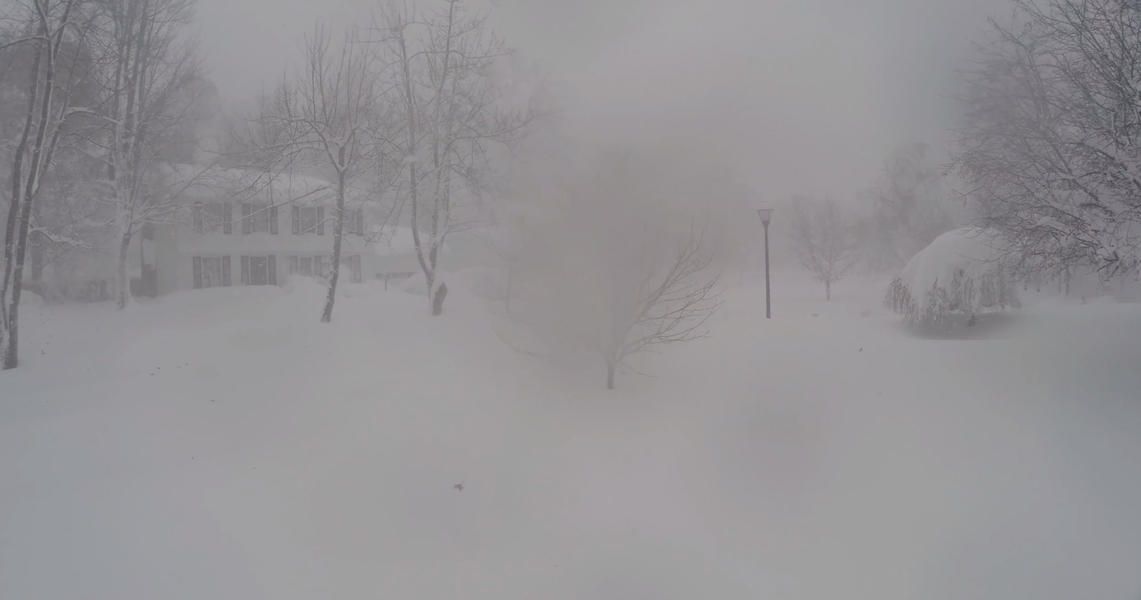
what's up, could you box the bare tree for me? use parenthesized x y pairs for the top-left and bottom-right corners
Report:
(257, 25), (375, 323)
(85, 0), (201, 309)
(509, 153), (722, 390)
(373, 0), (531, 316)
(957, 0), (1141, 279)
(600, 226), (720, 390)
(790, 196), (858, 300)
(27, 158), (106, 297)
(861, 143), (955, 270)
(1, 0), (90, 369)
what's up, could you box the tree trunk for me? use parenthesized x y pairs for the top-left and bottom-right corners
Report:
(1, 301), (16, 369)
(1, 219), (26, 368)
(115, 231), (131, 309)
(606, 361), (616, 390)
(2, 30), (55, 370)
(426, 243), (446, 316)
(1, 173), (25, 370)
(2, 158), (38, 369)
(321, 168), (347, 323)
(431, 281), (448, 316)
(29, 201), (44, 284)
(825, 279), (831, 301)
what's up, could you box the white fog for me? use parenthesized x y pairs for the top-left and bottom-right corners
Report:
(2, 1), (1140, 599)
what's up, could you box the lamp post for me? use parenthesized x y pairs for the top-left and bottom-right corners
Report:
(757, 208), (773, 319)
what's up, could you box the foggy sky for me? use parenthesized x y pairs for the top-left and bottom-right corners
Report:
(194, 0), (1002, 201)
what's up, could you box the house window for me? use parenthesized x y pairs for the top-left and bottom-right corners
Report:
(242, 204), (278, 234)
(292, 206), (324, 235)
(241, 255), (278, 286)
(343, 207), (364, 235)
(193, 202), (232, 234)
(288, 255), (328, 278)
(192, 256), (231, 289)
(289, 256), (312, 277)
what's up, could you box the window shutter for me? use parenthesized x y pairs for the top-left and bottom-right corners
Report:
(270, 206), (279, 234)
(222, 256), (232, 287)
(315, 255), (325, 278)
(241, 204), (252, 234)
(289, 256), (298, 275)
(291, 206), (299, 234)
(223, 203), (233, 234)
(241, 256), (250, 285)
(268, 255), (277, 285)
(192, 257), (202, 289)
(316, 207), (325, 235)
(193, 204), (203, 234)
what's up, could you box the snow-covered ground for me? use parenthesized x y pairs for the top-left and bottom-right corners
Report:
(2, 273), (1140, 600)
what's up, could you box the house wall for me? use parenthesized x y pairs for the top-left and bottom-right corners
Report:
(156, 204), (376, 294)
(153, 225), (180, 296)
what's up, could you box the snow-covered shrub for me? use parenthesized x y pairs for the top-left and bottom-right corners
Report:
(886, 227), (1018, 330)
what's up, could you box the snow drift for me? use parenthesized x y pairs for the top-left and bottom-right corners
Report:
(3, 277), (1141, 600)
(887, 227), (1018, 329)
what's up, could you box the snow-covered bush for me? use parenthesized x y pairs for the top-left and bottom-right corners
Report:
(886, 228), (1018, 330)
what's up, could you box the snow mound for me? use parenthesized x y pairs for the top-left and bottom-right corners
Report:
(899, 228), (1005, 292)
(887, 227), (1018, 328)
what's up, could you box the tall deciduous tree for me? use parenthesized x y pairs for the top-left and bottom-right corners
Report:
(87, 0), (201, 309)
(790, 196), (858, 301)
(374, 0), (531, 316)
(957, 0), (1141, 278)
(1, 0), (90, 369)
(258, 25), (375, 323)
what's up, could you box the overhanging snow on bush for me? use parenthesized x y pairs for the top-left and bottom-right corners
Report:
(886, 227), (1018, 329)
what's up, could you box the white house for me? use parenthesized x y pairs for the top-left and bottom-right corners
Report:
(142, 168), (411, 296)
(29, 166), (490, 301)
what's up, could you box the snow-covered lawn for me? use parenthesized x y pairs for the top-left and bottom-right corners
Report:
(2, 275), (1140, 599)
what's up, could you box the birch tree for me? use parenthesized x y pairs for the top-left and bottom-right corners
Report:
(374, 0), (531, 316)
(790, 196), (858, 300)
(259, 25), (375, 323)
(1, 0), (90, 369)
(87, 0), (200, 309)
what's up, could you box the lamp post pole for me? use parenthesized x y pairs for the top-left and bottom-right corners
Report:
(757, 208), (773, 319)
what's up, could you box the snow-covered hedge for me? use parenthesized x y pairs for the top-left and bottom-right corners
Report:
(886, 228), (1018, 329)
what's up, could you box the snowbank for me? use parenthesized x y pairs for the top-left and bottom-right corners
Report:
(887, 227), (1018, 328)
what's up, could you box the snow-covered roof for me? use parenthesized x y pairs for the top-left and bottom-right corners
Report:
(163, 165), (366, 207)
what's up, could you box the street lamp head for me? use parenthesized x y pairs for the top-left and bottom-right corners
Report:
(756, 208), (774, 226)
